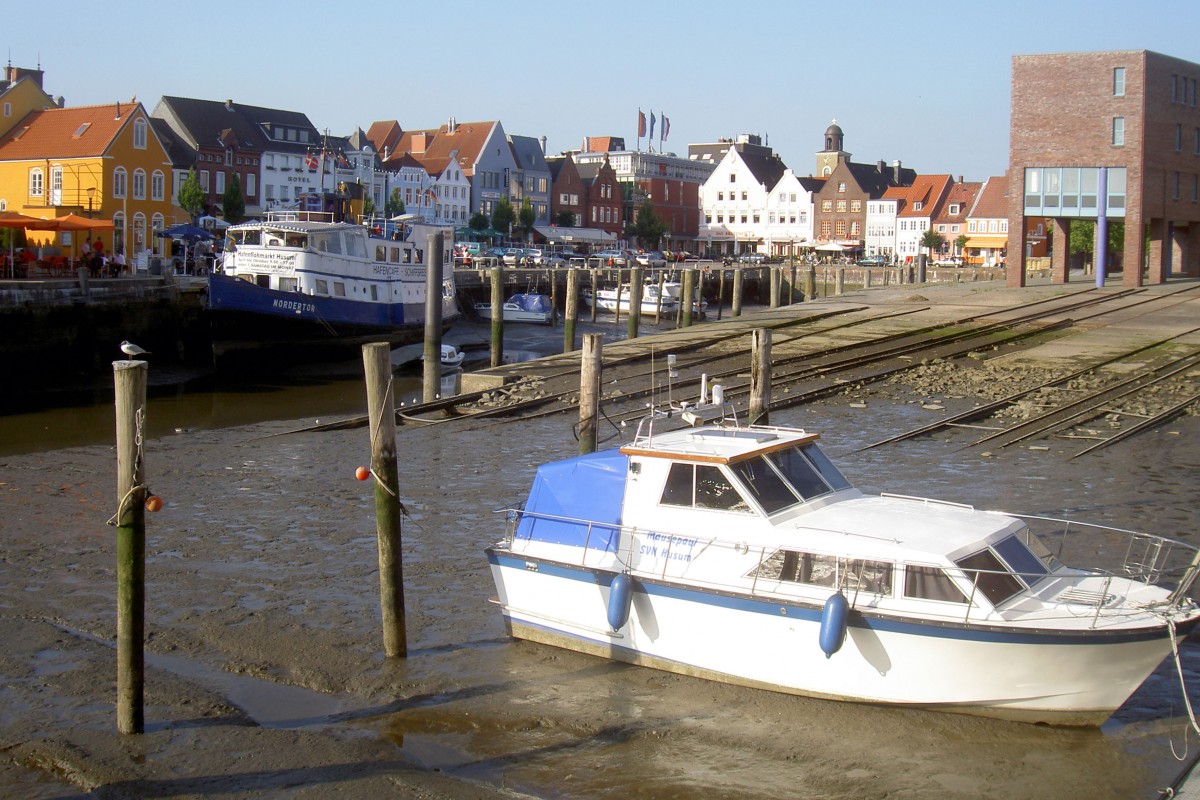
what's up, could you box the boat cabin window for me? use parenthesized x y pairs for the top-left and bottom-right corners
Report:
(729, 444), (853, 516)
(370, 285), (379, 301)
(760, 551), (893, 595)
(798, 444), (852, 491)
(375, 244), (387, 262)
(389, 246), (401, 263)
(729, 457), (797, 514)
(255, 274), (270, 289)
(955, 549), (1025, 607)
(284, 232), (307, 249)
(903, 564), (969, 604)
(278, 277), (298, 292)
(992, 534), (1051, 586)
(333, 282), (346, 297)
(315, 279), (329, 295)
(660, 463), (752, 513)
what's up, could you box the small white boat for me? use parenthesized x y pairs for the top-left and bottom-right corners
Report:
(475, 293), (555, 324)
(661, 280), (708, 313)
(434, 343), (464, 368)
(582, 284), (678, 315)
(487, 390), (1200, 726)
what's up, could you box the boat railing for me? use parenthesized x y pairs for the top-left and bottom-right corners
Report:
(266, 210), (334, 223)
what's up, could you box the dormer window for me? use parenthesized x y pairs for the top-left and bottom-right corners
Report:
(949, 204), (960, 215)
(914, 201), (923, 211)
(72, 123), (91, 138)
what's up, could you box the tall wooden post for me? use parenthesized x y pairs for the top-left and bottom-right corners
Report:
(716, 268), (726, 321)
(614, 280), (624, 325)
(363, 342), (406, 658)
(563, 268), (579, 353)
(627, 266), (642, 340)
(589, 267), (598, 322)
(579, 333), (602, 455)
(789, 263), (797, 305)
(422, 232), (444, 404)
(655, 271), (666, 324)
(490, 265), (504, 368)
(836, 267), (845, 296)
(114, 360), (147, 735)
(681, 268), (695, 328)
(805, 265), (816, 302)
(769, 265), (780, 308)
(550, 268), (560, 328)
(731, 267), (743, 317)
(749, 328), (772, 426)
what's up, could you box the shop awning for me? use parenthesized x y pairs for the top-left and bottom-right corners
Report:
(534, 225), (616, 244)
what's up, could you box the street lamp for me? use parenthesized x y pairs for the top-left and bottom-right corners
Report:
(86, 187), (95, 218)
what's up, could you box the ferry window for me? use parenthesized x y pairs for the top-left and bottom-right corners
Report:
(903, 565), (968, 604)
(333, 282), (346, 297)
(730, 456), (799, 515)
(278, 277), (298, 292)
(315, 279), (328, 295)
(955, 549), (1023, 607)
(285, 233), (306, 248)
(326, 233), (343, 256)
(403, 249), (412, 264)
(660, 464), (752, 513)
(992, 535), (1050, 586)
(376, 245), (386, 262)
(370, 285), (378, 301)
(255, 275), (270, 288)
(389, 247), (400, 263)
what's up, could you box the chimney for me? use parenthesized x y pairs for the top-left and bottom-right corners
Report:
(225, 99), (234, 111)
(540, 135), (547, 155)
(877, 159), (885, 173)
(893, 160), (902, 183)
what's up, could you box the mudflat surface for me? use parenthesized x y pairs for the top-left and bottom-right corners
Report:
(2, 279), (1199, 799)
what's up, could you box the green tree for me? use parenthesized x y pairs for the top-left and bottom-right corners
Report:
(955, 233), (969, 259)
(919, 229), (945, 259)
(221, 173), (245, 225)
(469, 211), (489, 230)
(518, 198), (535, 241)
(1068, 219), (1125, 271)
(178, 167), (205, 222)
(491, 197), (515, 237)
(554, 210), (575, 227)
(362, 197), (376, 218)
(632, 199), (668, 248)
(385, 188), (405, 217)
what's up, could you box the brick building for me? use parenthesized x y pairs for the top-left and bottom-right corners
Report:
(1007, 50), (1200, 287)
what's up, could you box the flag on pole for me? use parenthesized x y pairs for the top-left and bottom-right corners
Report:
(649, 112), (656, 140)
(637, 109), (646, 138)
(662, 115), (670, 142)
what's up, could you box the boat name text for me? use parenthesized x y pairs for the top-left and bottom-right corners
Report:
(272, 298), (316, 314)
(638, 532), (698, 562)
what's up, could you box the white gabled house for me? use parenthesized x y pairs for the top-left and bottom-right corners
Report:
(865, 187), (904, 259)
(764, 170), (821, 258)
(698, 134), (787, 258)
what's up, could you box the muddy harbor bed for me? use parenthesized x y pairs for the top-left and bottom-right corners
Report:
(2, 280), (1198, 799)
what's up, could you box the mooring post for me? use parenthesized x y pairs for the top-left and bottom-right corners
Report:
(627, 266), (642, 340)
(614, 278), (624, 325)
(769, 264), (780, 309)
(550, 269), (561, 328)
(422, 231), (444, 404)
(114, 359), (147, 735)
(836, 267), (845, 296)
(805, 265), (816, 302)
(750, 328), (772, 426)
(731, 267), (743, 317)
(681, 268), (696, 328)
(865, 269), (873, 289)
(579, 333), (603, 455)
(490, 265), (504, 368)
(563, 268), (579, 353)
(789, 263), (797, 305)
(363, 342), (406, 658)
(655, 271), (666, 324)
(589, 267), (598, 322)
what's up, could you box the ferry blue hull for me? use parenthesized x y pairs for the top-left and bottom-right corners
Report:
(206, 272), (455, 364)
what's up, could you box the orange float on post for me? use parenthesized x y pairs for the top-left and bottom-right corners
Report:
(145, 495), (163, 513)
(355, 466), (370, 481)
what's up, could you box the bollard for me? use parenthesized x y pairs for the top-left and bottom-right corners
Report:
(589, 267), (598, 322)
(490, 265), (504, 368)
(627, 266), (642, 340)
(114, 359), (148, 735)
(363, 342), (406, 658)
(422, 232), (444, 404)
(579, 333), (603, 455)
(769, 264), (780, 309)
(836, 268), (845, 296)
(563, 268), (579, 353)
(749, 328), (771, 426)
(716, 268), (726, 321)
(805, 265), (816, 302)
(732, 267), (743, 317)
(681, 269), (696, 328)
(655, 271), (666, 324)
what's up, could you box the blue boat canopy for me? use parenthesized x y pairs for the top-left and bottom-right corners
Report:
(516, 449), (627, 552)
(510, 293), (553, 313)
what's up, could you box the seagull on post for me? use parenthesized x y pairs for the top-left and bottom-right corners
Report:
(120, 340), (150, 360)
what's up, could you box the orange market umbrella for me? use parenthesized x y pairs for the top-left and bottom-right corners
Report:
(0, 212), (55, 278)
(36, 214), (117, 268)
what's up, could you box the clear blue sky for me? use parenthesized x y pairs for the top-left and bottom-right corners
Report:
(7, 0), (1199, 182)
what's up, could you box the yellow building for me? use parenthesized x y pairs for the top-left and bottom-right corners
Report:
(0, 65), (57, 139)
(0, 99), (181, 259)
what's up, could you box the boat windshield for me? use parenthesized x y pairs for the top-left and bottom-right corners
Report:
(955, 548), (1025, 607)
(730, 443), (852, 515)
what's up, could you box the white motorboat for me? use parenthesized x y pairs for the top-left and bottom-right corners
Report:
(582, 284), (678, 315)
(487, 396), (1200, 726)
(475, 293), (555, 324)
(661, 280), (708, 314)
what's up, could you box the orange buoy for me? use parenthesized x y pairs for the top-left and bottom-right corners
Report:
(355, 466), (370, 481)
(145, 495), (164, 512)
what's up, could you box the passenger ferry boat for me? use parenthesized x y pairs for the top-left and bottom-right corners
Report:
(487, 396), (1200, 725)
(208, 212), (458, 363)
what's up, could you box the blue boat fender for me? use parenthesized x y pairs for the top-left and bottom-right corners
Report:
(819, 590), (849, 658)
(607, 573), (636, 631)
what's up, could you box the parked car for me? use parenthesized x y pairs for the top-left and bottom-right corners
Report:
(501, 247), (529, 266)
(634, 251), (667, 268)
(591, 250), (628, 266)
(932, 256), (964, 267)
(738, 252), (766, 264)
(857, 255), (888, 267)
(524, 248), (546, 265)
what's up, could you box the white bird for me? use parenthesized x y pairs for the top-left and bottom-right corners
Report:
(120, 340), (150, 359)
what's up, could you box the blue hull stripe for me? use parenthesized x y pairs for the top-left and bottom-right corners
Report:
(486, 550), (1189, 647)
(209, 272), (412, 328)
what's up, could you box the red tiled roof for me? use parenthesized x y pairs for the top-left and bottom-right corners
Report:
(970, 175), (1009, 218)
(0, 102), (139, 160)
(897, 174), (952, 217)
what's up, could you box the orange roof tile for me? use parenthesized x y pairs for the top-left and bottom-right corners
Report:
(0, 102), (139, 160)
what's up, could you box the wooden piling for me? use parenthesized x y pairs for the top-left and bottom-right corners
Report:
(627, 266), (642, 340)
(681, 268), (695, 328)
(716, 268), (726, 321)
(749, 328), (772, 426)
(550, 269), (561, 327)
(363, 342), (406, 658)
(788, 263), (797, 305)
(579, 333), (602, 455)
(769, 265), (780, 308)
(563, 268), (579, 353)
(490, 265), (504, 368)
(655, 271), (666, 324)
(836, 267), (845, 296)
(805, 265), (816, 302)
(589, 267), (598, 322)
(732, 267), (743, 317)
(422, 231), (444, 404)
(114, 359), (147, 735)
